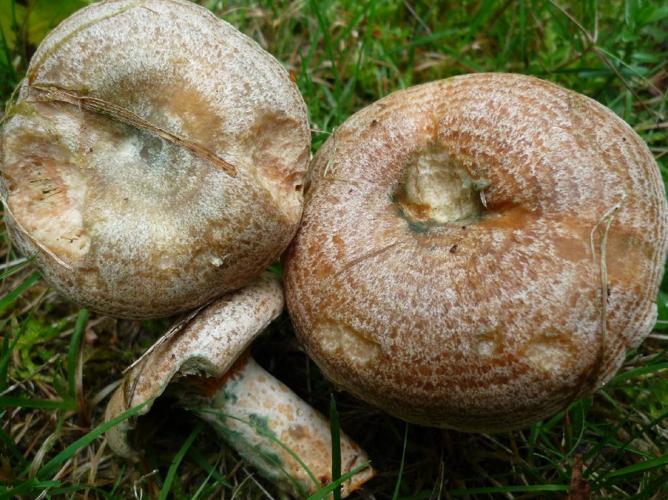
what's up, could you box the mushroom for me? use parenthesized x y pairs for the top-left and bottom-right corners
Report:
(105, 274), (374, 497)
(284, 73), (668, 432)
(0, 0), (309, 319)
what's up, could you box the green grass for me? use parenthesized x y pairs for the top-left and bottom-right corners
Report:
(1, 0), (668, 498)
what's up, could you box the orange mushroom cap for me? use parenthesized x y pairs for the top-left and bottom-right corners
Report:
(284, 73), (668, 431)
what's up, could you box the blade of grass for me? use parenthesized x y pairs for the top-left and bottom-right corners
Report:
(308, 0), (342, 95)
(447, 484), (570, 495)
(0, 321), (11, 392)
(601, 453), (668, 481)
(0, 396), (72, 409)
(0, 271), (40, 316)
(191, 462), (216, 500)
(0, 480), (61, 498)
(47, 484), (96, 495)
(329, 393), (341, 500)
(306, 463), (373, 500)
(0, 310), (34, 392)
(67, 309), (88, 401)
(97, 463), (127, 499)
(0, 23), (16, 75)
(0, 415), (29, 466)
(159, 423), (203, 500)
(610, 361), (668, 384)
(392, 423), (409, 500)
(38, 400), (150, 479)
(188, 448), (232, 488)
(0, 257), (31, 281)
(519, 0), (527, 66)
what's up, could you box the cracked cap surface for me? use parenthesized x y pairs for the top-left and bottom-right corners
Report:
(285, 73), (668, 431)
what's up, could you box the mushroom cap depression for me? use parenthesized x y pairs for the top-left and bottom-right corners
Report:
(284, 73), (668, 432)
(0, 0), (309, 318)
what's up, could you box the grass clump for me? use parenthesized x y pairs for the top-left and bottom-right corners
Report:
(1, 0), (668, 498)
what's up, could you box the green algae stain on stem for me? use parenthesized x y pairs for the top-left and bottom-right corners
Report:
(194, 409), (312, 497)
(180, 356), (373, 497)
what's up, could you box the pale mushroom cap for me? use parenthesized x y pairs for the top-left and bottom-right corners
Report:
(105, 273), (284, 457)
(284, 73), (668, 431)
(1, 0), (309, 318)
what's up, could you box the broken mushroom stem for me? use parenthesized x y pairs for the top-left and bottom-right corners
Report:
(105, 274), (373, 497)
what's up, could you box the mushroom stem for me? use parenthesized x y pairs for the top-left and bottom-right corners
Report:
(105, 275), (374, 496)
(178, 356), (373, 497)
